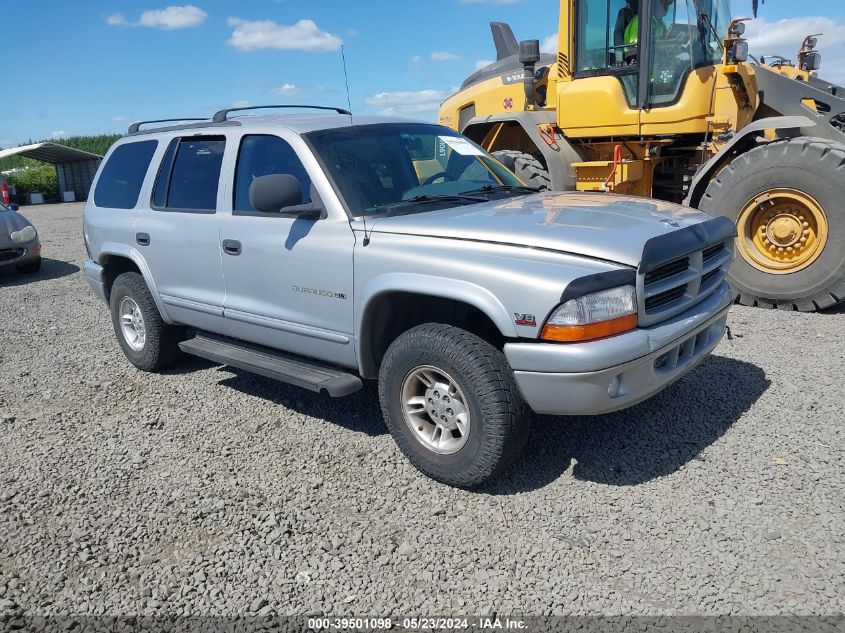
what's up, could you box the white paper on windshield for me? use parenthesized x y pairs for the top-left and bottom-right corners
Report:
(439, 136), (486, 156)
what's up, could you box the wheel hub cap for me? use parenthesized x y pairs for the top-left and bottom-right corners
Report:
(736, 188), (829, 273)
(119, 297), (147, 352)
(401, 366), (471, 455)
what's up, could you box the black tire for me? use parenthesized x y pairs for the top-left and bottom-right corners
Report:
(378, 323), (531, 488)
(492, 150), (552, 190)
(16, 257), (41, 274)
(699, 137), (845, 311)
(109, 272), (184, 372)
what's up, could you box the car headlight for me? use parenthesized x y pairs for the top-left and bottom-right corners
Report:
(541, 285), (638, 342)
(10, 225), (37, 243)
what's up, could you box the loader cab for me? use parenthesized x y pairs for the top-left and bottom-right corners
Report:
(560, 0), (735, 134)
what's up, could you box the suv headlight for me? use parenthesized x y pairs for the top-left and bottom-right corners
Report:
(10, 225), (37, 243)
(541, 285), (638, 342)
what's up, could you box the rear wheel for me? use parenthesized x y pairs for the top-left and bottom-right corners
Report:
(378, 324), (531, 488)
(492, 150), (552, 190)
(699, 138), (845, 311)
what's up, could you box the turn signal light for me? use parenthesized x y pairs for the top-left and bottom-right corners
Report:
(541, 313), (638, 342)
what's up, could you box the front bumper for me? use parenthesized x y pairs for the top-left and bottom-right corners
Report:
(505, 282), (733, 416)
(83, 259), (107, 302)
(0, 241), (40, 268)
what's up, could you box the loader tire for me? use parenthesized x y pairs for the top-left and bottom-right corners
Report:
(492, 150), (552, 190)
(699, 137), (845, 312)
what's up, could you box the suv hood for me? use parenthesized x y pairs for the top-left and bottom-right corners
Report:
(367, 192), (715, 267)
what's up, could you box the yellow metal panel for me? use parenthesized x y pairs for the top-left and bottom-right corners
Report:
(574, 160), (644, 191)
(556, 77), (639, 136)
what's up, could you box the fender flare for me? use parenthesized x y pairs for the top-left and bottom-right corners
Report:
(356, 273), (517, 378)
(461, 111), (583, 191)
(97, 242), (172, 323)
(684, 115), (816, 208)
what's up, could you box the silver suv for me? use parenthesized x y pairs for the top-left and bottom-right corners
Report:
(83, 105), (735, 487)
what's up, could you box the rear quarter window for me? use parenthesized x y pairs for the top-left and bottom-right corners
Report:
(94, 140), (158, 209)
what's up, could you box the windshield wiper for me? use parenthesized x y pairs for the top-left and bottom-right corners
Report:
(380, 194), (488, 217)
(459, 184), (541, 196)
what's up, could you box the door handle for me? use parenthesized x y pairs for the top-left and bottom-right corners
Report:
(136, 232), (150, 246)
(222, 239), (242, 256)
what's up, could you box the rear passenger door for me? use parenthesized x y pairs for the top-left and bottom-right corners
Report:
(218, 132), (356, 367)
(134, 135), (228, 334)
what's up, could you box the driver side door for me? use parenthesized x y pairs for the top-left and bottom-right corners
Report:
(218, 132), (356, 368)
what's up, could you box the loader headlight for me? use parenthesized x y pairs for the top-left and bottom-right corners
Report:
(541, 285), (638, 343)
(10, 225), (37, 243)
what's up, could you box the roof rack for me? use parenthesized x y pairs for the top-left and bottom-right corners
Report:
(128, 118), (209, 135)
(212, 104), (352, 123)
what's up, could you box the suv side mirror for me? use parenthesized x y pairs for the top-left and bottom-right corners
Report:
(249, 174), (323, 219)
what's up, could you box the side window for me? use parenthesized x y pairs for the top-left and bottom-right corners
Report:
(234, 135), (312, 213)
(152, 136), (225, 212)
(94, 140), (157, 209)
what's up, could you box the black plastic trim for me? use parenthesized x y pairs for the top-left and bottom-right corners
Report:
(640, 217), (736, 274)
(560, 268), (637, 303)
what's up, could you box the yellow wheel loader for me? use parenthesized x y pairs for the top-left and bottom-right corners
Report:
(439, 0), (845, 311)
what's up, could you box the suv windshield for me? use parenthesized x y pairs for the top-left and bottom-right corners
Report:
(305, 123), (532, 218)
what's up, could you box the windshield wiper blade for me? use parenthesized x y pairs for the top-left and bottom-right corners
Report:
(459, 184), (541, 196)
(380, 194), (489, 217)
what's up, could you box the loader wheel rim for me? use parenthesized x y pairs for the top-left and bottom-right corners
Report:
(736, 188), (829, 274)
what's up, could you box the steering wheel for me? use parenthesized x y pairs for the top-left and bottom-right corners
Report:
(423, 171), (450, 185)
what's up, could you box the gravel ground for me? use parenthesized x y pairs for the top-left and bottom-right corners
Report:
(0, 202), (843, 619)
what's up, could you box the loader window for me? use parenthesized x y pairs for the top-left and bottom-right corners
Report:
(575, 0), (640, 104)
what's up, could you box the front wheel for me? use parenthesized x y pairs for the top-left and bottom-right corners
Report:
(492, 150), (552, 191)
(699, 138), (845, 311)
(378, 324), (532, 488)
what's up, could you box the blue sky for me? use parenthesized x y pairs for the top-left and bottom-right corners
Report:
(2, 0), (842, 147)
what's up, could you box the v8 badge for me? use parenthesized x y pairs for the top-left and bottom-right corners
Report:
(514, 313), (536, 327)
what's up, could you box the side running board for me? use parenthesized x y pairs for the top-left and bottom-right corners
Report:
(179, 333), (363, 397)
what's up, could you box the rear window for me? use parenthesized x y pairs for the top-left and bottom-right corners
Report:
(152, 136), (225, 212)
(94, 141), (157, 209)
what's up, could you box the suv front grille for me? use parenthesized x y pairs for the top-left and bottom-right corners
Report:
(638, 239), (733, 326)
(644, 257), (690, 285)
(0, 248), (25, 263)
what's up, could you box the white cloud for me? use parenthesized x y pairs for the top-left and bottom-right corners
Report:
(227, 18), (342, 52)
(230, 100), (251, 108)
(107, 5), (207, 30)
(137, 5), (207, 30)
(106, 13), (127, 26)
(475, 59), (495, 71)
(744, 16), (845, 85)
(365, 89), (451, 117)
(51, 131), (68, 139)
(542, 33), (558, 54)
(430, 51), (461, 61)
(274, 83), (299, 96)
(411, 55), (422, 63)
(111, 116), (128, 123)
(745, 16), (845, 54)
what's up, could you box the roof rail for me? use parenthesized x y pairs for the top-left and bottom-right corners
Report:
(212, 104), (352, 123)
(128, 118), (209, 135)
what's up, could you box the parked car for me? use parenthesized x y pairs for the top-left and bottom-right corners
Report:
(0, 200), (41, 274)
(83, 106), (735, 487)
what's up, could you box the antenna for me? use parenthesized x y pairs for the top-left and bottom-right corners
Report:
(341, 45), (354, 125)
(340, 44), (370, 246)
